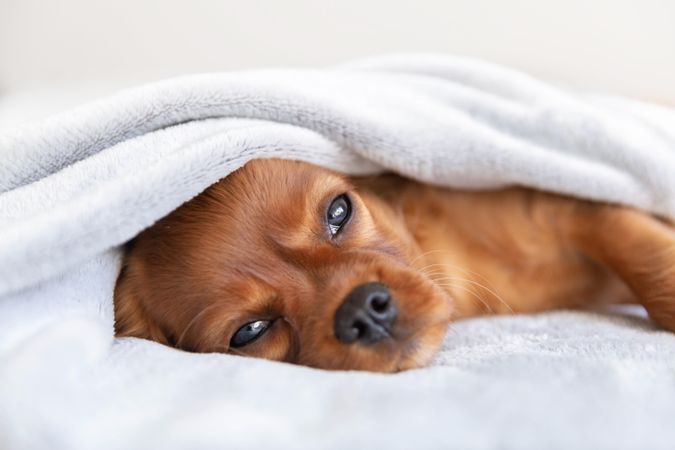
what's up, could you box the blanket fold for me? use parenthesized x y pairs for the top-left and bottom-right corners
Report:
(1, 54), (675, 450)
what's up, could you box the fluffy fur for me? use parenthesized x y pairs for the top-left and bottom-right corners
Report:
(114, 159), (675, 372)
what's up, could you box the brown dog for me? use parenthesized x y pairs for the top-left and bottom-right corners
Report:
(114, 158), (675, 371)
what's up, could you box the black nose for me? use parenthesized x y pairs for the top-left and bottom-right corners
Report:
(334, 282), (398, 345)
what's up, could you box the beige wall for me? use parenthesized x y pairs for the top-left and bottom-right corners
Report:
(1, 0), (674, 103)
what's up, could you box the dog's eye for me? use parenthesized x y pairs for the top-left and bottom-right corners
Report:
(327, 194), (352, 236)
(230, 320), (272, 348)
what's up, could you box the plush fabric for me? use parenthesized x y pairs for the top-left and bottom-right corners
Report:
(1, 54), (675, 449)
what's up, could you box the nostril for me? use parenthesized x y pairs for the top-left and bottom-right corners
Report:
(369, 292), (391, 314)
(335, 313), (368, 344)
(352, 320), (367, 339)
(366, 290), (397, 326)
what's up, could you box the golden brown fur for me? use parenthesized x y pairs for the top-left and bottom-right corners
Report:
(114, 159), (675, 372)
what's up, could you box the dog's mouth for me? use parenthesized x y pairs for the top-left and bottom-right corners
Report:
(296, 264), (454, 372)
(385, 282), (454, 371)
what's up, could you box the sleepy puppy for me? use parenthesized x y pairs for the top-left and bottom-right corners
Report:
(114, 159), (675, 371)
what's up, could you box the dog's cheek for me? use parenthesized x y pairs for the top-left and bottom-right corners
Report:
(113, 265), (170, 345)
(386, 271), (453, 324)
(398, 321), (451, 370)
(250, 333), (292, 363)
(380, 274), (453, 367)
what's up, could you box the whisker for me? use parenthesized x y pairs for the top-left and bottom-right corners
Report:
(420, 269), (450, 278)
(409, 249), (447, 267)
(432, 282), (494, 314)
(413, 256), (515, 315)
(430, 275), (515, 314)
(418, 261), (461, 272)
(415, 256), (503, 290)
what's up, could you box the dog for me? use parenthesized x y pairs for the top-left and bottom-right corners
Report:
(114, 158), (675, 372)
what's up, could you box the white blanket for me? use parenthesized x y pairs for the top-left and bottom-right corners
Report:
(1, 54), (675, 449)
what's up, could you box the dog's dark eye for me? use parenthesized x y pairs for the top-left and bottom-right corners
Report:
(230, 320), (272, 348)
(327, 194), (352, 236)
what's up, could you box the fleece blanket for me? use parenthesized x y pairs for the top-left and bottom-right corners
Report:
(1, 54), (675, 450)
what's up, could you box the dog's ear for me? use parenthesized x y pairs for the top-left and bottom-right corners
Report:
(113, 263), (169, 344)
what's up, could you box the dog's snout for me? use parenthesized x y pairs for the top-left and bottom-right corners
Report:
(334, 282), (398, 345)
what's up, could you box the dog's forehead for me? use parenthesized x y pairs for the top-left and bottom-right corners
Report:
(210, 158), (351, 258)
(221, 160), (349, 223)
(185, 160), (350, 298)
(241, 159), (347, 200)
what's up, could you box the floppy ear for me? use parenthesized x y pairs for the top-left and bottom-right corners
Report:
(113, 263), (169, 344)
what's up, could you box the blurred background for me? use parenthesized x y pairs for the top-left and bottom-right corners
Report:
(1, 0), (674, 128)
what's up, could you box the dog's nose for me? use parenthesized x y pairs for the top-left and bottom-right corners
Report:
(334, 282), (398, 345)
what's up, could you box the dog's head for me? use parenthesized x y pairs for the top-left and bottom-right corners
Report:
(114, 159), (452, 371)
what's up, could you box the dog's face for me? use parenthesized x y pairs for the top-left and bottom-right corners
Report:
(115, 159), (452, 371)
